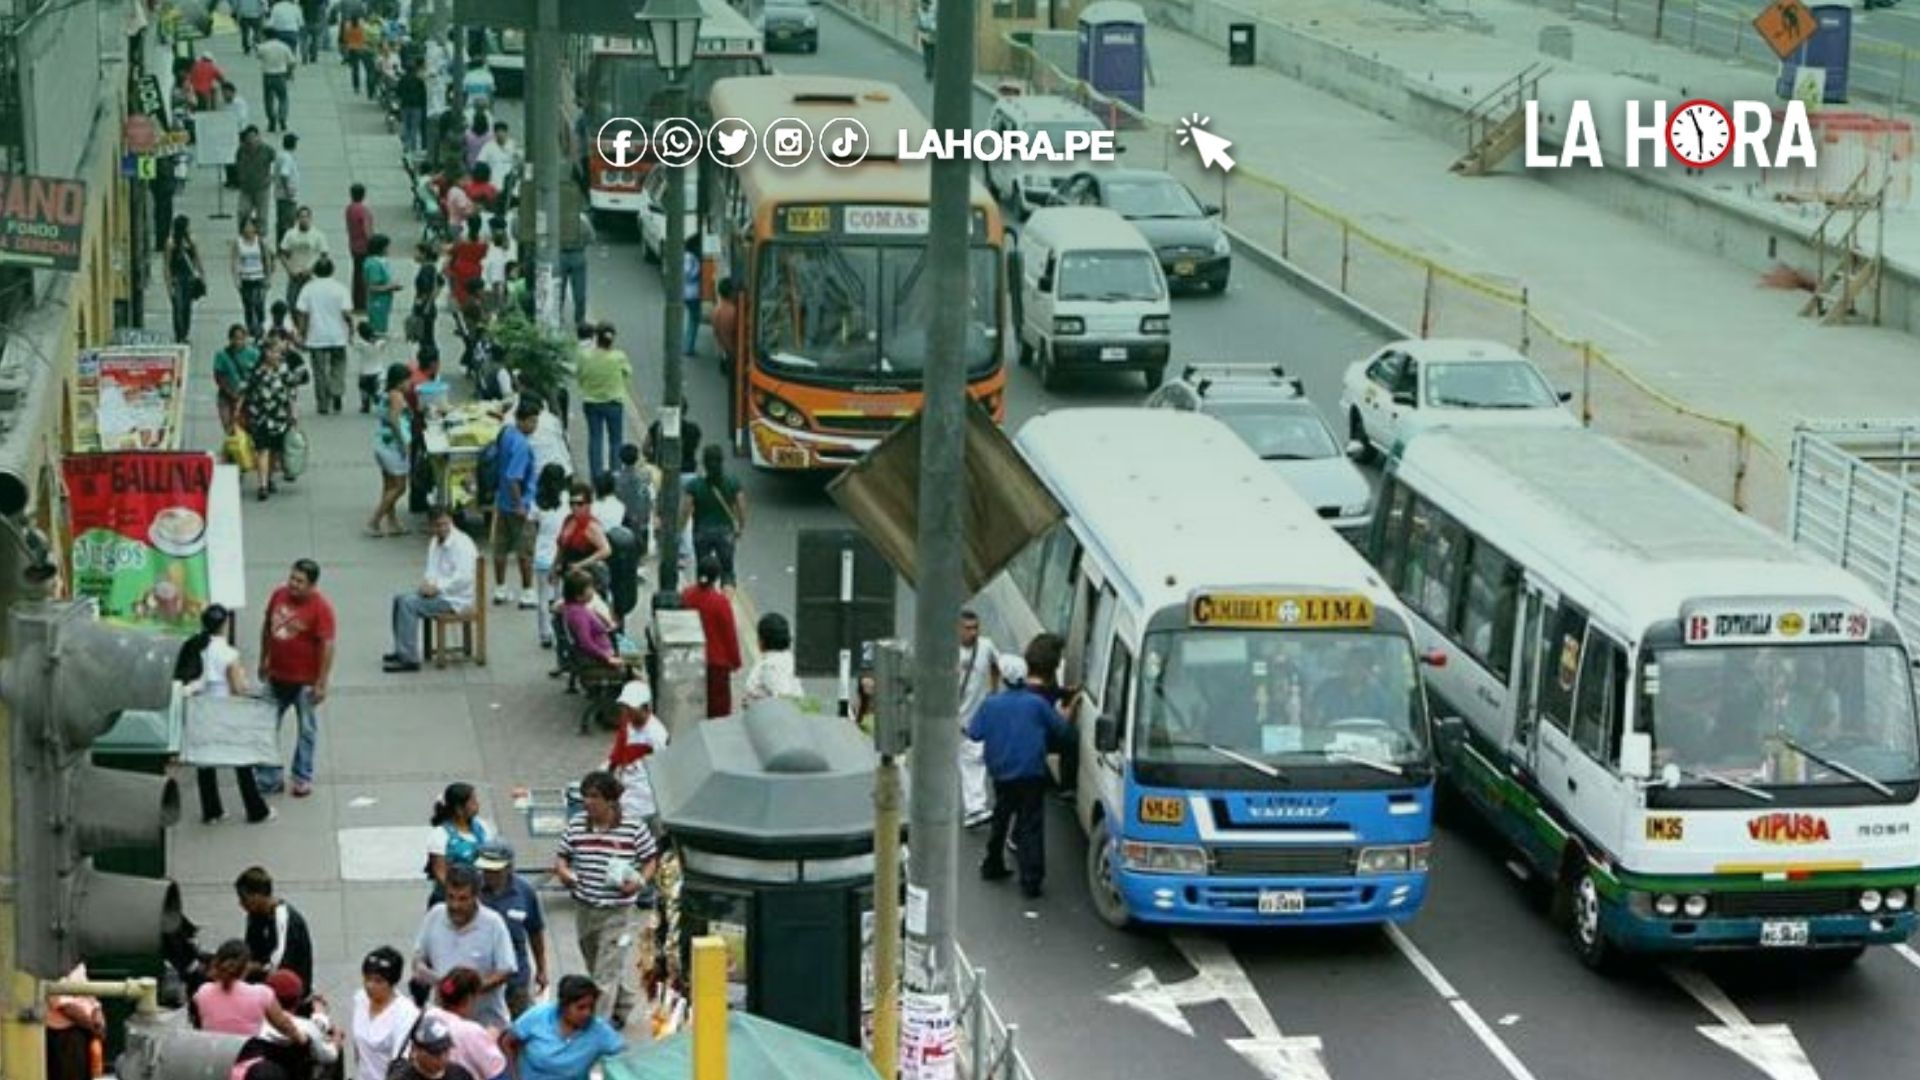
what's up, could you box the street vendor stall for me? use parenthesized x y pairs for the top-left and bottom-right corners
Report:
(421, 399), (508, 512)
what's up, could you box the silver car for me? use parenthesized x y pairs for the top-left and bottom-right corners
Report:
(1146, 364), (1375, 535)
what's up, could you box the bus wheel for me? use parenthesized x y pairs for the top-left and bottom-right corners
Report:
(1563, 866), (1620, 973)
(1088, 817), (1134, 929)
(1347, 408), (1377, 464)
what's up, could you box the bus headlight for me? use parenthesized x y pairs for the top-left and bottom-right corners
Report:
(1121, 841), (1208, 875)
(1886, 887), (1910, 912)
(1357, 844), (1429, 874)
(1654, 893), (1680, 917)
(756, 392), (809, 430)
(1683, 894), (1709, 918)
(1860, 888), (1884, 913)
(1053, 316), (1085, 335)
(1140, 315), (1170, 335)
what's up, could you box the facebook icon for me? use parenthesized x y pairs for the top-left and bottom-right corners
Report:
(596, 117), (648, 168)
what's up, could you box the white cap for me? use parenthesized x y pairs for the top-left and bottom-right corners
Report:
(618, 681), (652, 710)
(998, 655), (1028, 687)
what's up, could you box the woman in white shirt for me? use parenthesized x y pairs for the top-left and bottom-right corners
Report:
(352, 946), (420, 1080)
(532, 463), (569, 649)
(589, 471), (626, 532)
(175, 605), (274, 825)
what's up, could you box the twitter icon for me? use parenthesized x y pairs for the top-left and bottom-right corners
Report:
(707, 118), (758, 167)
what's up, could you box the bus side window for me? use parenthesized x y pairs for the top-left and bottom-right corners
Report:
(1033, 527), (1081, 636)
(1375, 479), (1412, 589)
(1066, 576), (1104, 690)
(1537, 604), (1589, 734)
(1102, 636), (1135, 747)
(1457, 537), (1520, 680)
(1006, 526), (1050, 608)
(1404, 497), (1466, 629)
(1572, 630), (1627, 766)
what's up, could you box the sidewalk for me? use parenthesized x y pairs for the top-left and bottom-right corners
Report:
(842, 0), (1920, 525)
(151, 22), (726, 1016)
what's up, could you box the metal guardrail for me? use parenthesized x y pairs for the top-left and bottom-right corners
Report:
(954, 945), (1041, 1080)
(1788, 420), (1920, 648)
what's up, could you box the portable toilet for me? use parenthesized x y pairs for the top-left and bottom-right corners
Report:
(1777, 4), (1852, 104)
(1077, 1), (1147, 113)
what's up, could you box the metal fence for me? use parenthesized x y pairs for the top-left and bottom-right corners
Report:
(1526, 0), (1920, 110)
(995, 33), (1790, 524)
(953, 946), (1041, 1080)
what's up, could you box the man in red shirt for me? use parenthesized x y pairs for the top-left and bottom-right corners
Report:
(680, 557), (742, 718)
(345, 183), (374, 313)
(189, 53), (224, 109)
(256, 559), (337, 798)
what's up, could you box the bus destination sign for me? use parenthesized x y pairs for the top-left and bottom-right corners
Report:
(1681, 603), (1871, 645)
(1190, 593), (1374, 630)
(777, 204), (988, 237)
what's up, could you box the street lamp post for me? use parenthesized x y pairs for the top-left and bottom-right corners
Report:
(639, 0), (705, 607)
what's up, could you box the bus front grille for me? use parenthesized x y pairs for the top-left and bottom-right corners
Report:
(1712, 889), (1856, 918)
(814, 413), (906, 437)
(1209, 845), (1355, 876)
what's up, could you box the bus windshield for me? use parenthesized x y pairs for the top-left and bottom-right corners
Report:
(754, 241), (999, 380)
(1136, 630), (1427, 769)
(592, 55), (764, 122)
(1644, 644), (1920, 787)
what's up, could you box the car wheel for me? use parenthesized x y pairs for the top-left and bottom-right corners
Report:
(1143, 364), (1165, 390)
(1038, 341), (1062, 391)
(1348, 408), (1378, 464)
(1087, 816), (1134, 929)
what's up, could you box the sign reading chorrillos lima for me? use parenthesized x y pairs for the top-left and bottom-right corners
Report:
(0, 173), (87, 272)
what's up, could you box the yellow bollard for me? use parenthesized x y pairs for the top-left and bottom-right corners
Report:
(691, 935), (728, 1080)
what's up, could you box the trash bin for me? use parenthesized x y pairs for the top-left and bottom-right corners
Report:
(1229, 22), (1255, 66)
(651, 699), (904, 1047)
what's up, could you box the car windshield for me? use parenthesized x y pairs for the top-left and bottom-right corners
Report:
(764, 2), (808, 15)
(1644, 645), (1920, 786)
(1136, 629), (1428, 768)
(1104, 177), (1201, 219)
(755, 241), (999, 380)
(1032, 120), (1100, 145)
(1057, 251), (1161, 302)
(592, 55), (764, 122)
(1423, 360), (1558, 409)
(1210, 403), (1338, 460)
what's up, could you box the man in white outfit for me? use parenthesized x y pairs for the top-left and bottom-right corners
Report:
(956, 609), (1000, 828)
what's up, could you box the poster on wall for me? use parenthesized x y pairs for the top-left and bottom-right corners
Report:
(72, 346), (189, 452)
(62, 452), (214, 632)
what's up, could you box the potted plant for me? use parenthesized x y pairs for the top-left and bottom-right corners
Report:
(490, 310), (574, 411)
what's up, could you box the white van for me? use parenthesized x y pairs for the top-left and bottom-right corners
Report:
(1016, 207), (1171, 390)
(983, 94), (1105, 218)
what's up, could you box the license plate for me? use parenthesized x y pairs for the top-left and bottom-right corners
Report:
(770, 446), (808, 468)
(775, 28), (792, 37)
(1257, 889), (1306, 915)
(1099, 346), (1128, 361)
(1759, 920), (1810, 948)
(1174, 260), (1196, 276)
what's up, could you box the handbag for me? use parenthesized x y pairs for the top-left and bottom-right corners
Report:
(222, 427), (256, 471)
(190, 276), (208, 300)
(281, 426), (310, 479)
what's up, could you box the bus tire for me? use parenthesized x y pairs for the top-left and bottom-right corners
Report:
(1561, 861), (1621, 974)
(1348, 408), (1377, 464)
(1088, 816), (1134, 930)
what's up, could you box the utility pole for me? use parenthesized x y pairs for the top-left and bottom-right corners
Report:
(870, 641), (912, 1075)
(531, 0), (564, 332)
(656, 107), (689, 600)
(904, 0), (975, 1002)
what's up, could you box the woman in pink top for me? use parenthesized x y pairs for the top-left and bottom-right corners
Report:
(193, 940), (307, 1044)
(429, 967), (508, 1080)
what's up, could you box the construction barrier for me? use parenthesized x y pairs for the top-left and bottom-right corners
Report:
(994, 31), (1790, 523)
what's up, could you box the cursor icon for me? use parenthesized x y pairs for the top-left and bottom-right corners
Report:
(1176, 113), (1235, 173)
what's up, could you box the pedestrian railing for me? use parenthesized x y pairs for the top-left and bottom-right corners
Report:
(990, 31), (1790, 525)
(953, 945), (1041, 1080)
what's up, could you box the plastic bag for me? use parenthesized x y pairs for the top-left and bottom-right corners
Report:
(282, 427), (310, 479)
(222, 428), (256, 471)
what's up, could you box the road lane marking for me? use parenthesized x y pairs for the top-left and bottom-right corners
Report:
(1384, 925), (1538, 1080)
(1665, 965), (1821, 1080)
(1105, 937), (1333, 1080)
(1894, 943), (1920, 974)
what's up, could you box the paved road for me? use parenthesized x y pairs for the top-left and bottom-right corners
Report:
(488, 12), (1920, 1079)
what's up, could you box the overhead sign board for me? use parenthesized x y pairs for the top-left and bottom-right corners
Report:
(456, 0), (648, 34)
(0, 173), (86, 271)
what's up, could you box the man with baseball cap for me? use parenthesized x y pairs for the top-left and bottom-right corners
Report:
(387, 1015), (476, 1080)
(606, 681), (669, 832)
(475, 842), (548, 1018)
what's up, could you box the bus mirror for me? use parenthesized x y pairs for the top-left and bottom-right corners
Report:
(1420, 649), (1447, 668)
(1094, 714), (1121, 753)
(1345, 439), (1368, 460)
(1620, 731), (1653, 780)
(1037, 272), (1053, 293)
(1557, 390), (1574, 403)
(1660, 762), (1682, 789)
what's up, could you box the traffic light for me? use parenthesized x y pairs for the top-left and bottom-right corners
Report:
(2, 601), (183, 979)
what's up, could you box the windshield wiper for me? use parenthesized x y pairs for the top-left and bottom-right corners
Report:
(1778, 736), (1898, 799)
(1199, 742), (1284, 779)
(1681, 768), (1774, 802)
(1261, 452), (1315, 461)
(1324, 749), (1403, 776)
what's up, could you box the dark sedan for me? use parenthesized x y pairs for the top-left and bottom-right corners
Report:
(1052, 168), (1231, 293)
(759, 0), (819, 52)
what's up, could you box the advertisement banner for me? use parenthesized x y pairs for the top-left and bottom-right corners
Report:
(0, 172), (87, 271)
(63, 452), (214, 632)
(72, 345), (189, 451)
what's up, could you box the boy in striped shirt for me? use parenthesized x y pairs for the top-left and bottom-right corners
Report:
(553, 770), (656, 1028)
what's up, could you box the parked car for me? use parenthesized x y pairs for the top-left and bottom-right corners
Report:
(759, 0), (819, 52)
(1147, 363), (1373, 533)
(1053, 168), (1230, 293)
(639, 165), (701, 263)
(1338, 339), (1577, 461)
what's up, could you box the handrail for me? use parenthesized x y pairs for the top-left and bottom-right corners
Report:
(1460, 61), (1548, 127)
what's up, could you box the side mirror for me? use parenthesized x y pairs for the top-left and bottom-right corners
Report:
(1557, 390), (1574, 403)
(1420, 648), (1447, 668)
(1345, 439), (1368, 460)
(1094, 714), (1121, 753)
(1391, 391), (1416, 407)
(1036, 273), (1053, 293)
(1620, 730), (1653, 780)
(1203, 203), (1221, 217)
(1660, 762), (1682, 789)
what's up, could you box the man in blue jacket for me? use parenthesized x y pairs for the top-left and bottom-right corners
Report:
(968, 655), (1070, 898)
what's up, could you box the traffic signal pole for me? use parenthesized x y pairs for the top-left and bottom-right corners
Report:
(0, 709), (42, 1080)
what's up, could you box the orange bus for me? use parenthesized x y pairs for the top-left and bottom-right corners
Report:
(703, 75), (1008, 470)
(568, 0), (765, 218)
